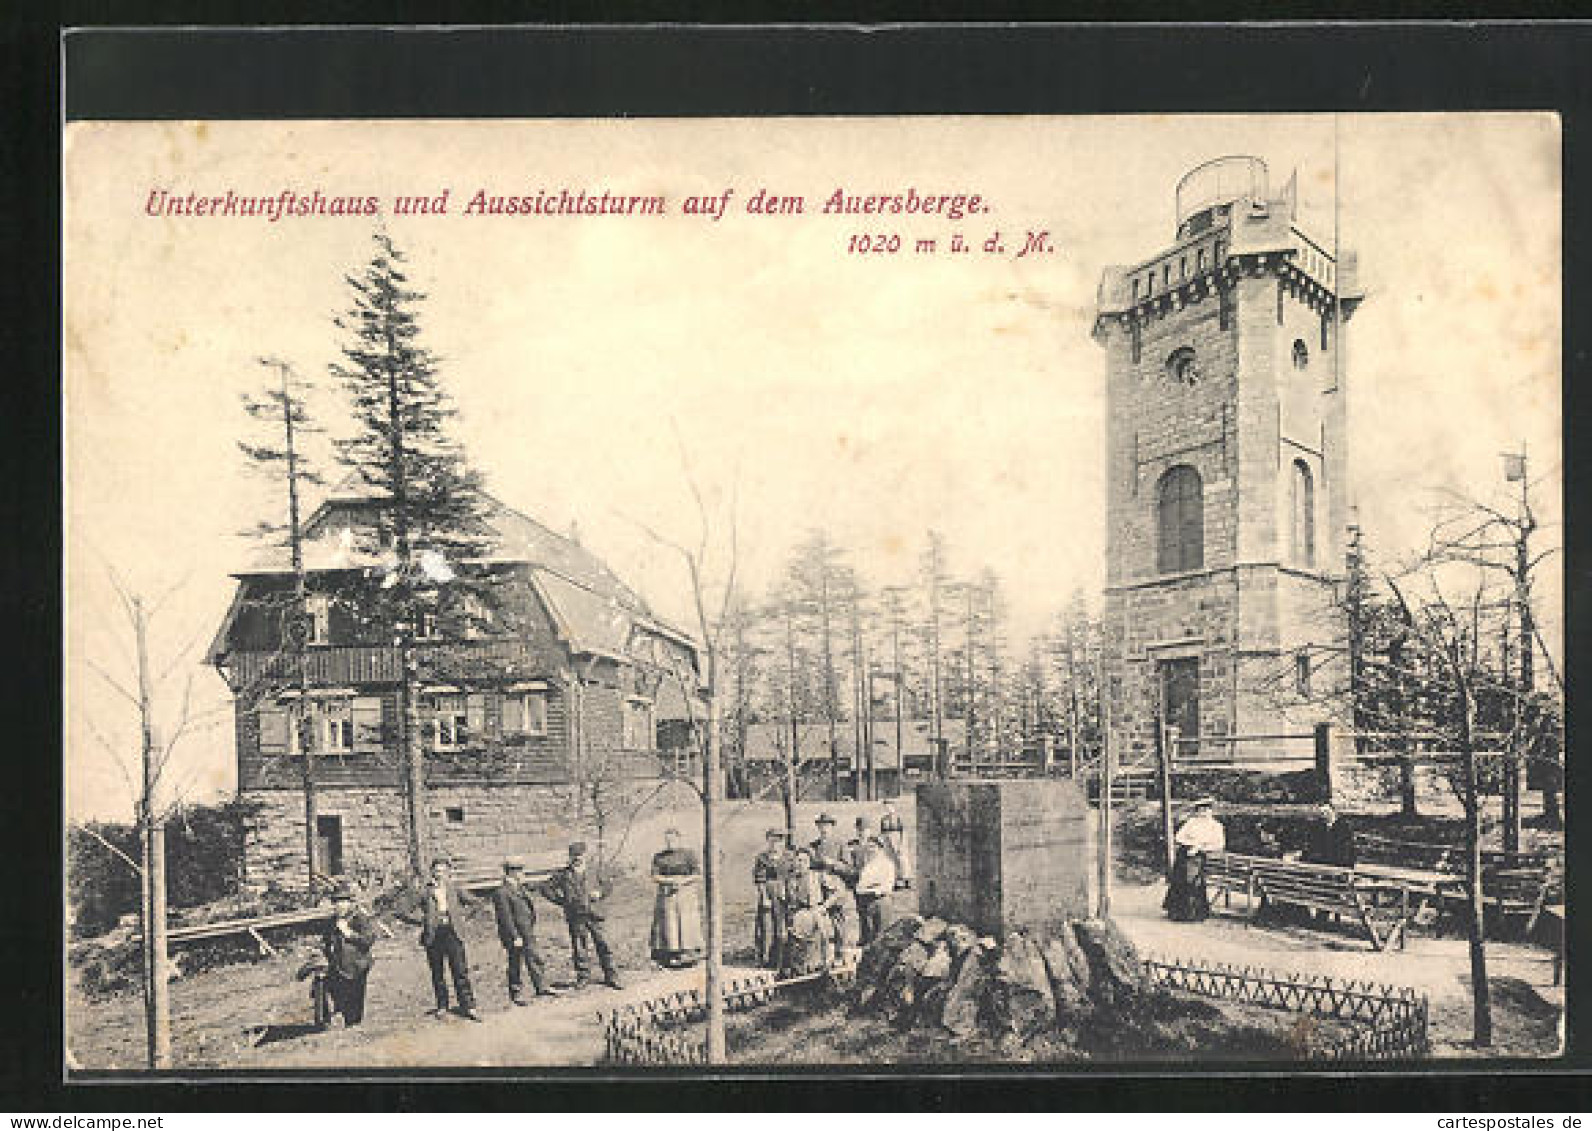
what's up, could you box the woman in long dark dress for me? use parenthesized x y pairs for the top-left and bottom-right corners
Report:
(1163, 798), (1226, 922)
(649, 828), (704, 968)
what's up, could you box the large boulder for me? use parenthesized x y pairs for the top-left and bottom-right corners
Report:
(920, 940), (954, 982)
(984, 932), (1056, 1040)
(943, 923), (980, 961)
(854, 914), (924, 1011)
(882, 941), (933, 1020)
(938, 942), (994, 1037)
(1041, 932), (1094, 1023)
(1072, 918), (1150, 1007)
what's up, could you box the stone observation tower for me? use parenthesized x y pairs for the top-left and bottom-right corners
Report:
(1091, 156), (1365, 769)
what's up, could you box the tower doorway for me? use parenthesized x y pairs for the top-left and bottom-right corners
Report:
(1159, 658), (1200, 758)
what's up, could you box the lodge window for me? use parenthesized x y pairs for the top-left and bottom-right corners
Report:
(258, 694), (382, 757)
(1295, 652), (1313, 698)
(623, 699), (654, 751)
(428, 694), (470, 751)
(320, 697), (355, 753)
(503, 690), (549, 737)
(1292, 339), (1310, 371)
(1218, 283), (1234, 331)
(1197, 248), (1207, 273)
(1132, 279), (1140, 302)
(1320, 310), (1330, 352)
(445, 806), (466, 825)
(1156, 465), (1204, 574)
(1291, 460), (1316, 567)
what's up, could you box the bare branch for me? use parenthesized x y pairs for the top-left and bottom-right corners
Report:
(74, 824), (143, 876)
(84, 658), (142, 711)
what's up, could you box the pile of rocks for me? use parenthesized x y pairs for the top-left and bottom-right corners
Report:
(851, 913), (1152, 1041)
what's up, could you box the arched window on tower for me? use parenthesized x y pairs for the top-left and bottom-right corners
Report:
(1157, 465), (1204, 574)
(1291, 459), (1315, 568)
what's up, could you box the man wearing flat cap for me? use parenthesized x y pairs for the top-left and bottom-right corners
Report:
(809, 812), (851, 879)
(753, 828), (790, 969)
(537, 842), (621, 989)
(318, 880), (378, 1028)
(493, 856), (558, 1006)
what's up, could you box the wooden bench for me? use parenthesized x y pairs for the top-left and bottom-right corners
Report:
(1204, 852), (1411, 951)
(1203, 851), (1258, 910)
(1355, 833), (1458, 873)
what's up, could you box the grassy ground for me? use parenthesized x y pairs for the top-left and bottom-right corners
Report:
(725, 990), (1364, 1065)
(67, 793), (894, 1069)
(67, 791), (1563, 1069)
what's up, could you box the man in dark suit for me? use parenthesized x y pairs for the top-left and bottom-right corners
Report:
(319, 880), (378, 1027)
(493, 856), (559, 1005)
(1305, 803), (1357, 868)
(537, 842), (621, 989)
(396, 856), (483, 1021)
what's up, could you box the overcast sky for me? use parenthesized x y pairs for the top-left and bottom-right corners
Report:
(64, 113), (1561, 821)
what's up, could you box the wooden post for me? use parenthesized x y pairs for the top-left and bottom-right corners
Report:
(1314, 722), (1336, 805)
(1097, 682), (1113, 919)
(1157, 719), (1177, 875)
(148, 820), (171, 1068)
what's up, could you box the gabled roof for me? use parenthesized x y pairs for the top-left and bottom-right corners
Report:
(217, 474), (697, 663)
(235, 473), (642, 606)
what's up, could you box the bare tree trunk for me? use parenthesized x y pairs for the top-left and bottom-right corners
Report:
(1460, 684), (1493, 1048)
(401, 645), (428, 875)
(703, 687), (726, 1063)
(272, 358), (320, 893)
(783, 604), (800, 838)
(133, 598), (171, 1069)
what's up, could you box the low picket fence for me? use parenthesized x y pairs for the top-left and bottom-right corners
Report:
(602, 953), (1428, 1066)
(600, 961), (857, 1067)
(1142, 956), (1430, 1061)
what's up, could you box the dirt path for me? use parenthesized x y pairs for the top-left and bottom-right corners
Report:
(1110, 879), (1563, 1056)
(239, 963), (767, 1070)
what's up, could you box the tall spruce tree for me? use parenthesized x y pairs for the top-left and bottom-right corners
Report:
(330, 232), (489, 876)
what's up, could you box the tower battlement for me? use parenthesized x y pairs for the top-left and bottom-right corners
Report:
(1090, 156), (1362, 768)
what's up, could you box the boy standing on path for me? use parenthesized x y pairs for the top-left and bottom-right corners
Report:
(493, 857), (560, 1005)
(538, 842), (623, 990)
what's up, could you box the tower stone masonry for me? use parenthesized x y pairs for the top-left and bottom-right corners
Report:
(1092, 156), (1364, 772)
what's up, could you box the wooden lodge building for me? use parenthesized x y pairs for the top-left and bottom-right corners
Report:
(208, 478), (700, 892)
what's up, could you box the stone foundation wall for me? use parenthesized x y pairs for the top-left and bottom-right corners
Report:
(241, 777), (690, 894)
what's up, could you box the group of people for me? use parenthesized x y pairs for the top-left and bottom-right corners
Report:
(308, 806), (920, 1031)
(1162, 798), (1357, 923)
(753, 802), (914, 978)
(311, 840), (621, 1030)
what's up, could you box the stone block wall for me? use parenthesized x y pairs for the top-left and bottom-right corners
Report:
(240, 776), (685, 894)
(916, 779), (1094, 938)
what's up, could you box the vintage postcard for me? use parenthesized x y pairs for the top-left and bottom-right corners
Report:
(63, 113), (1562, 1074)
